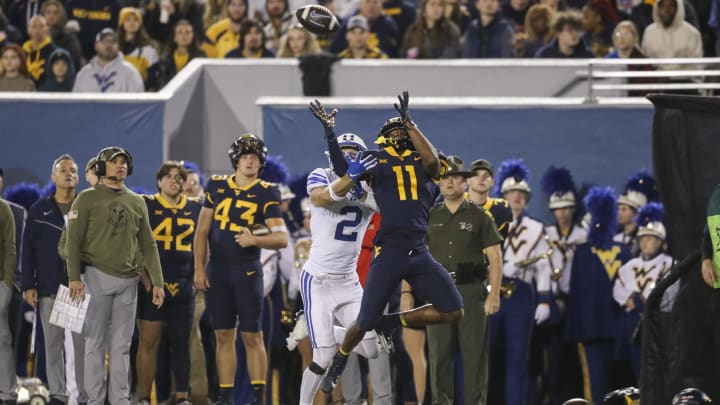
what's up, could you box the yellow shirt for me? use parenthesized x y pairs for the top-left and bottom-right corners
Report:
(173, 51), (190, 71)
(23, 36), (52, 82)
(202, 19), (240, 58)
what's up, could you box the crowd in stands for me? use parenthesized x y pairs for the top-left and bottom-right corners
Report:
(0, 0), (717, 92)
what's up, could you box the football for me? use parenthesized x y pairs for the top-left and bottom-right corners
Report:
(295, 5), (340, 34)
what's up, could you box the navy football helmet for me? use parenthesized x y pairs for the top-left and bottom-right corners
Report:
(603, 387), (640, 405)
(229, 134), (267, 169)
(376, 117), (414, 152)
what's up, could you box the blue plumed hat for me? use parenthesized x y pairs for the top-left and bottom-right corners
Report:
(617, 170), (657, 210)
(541, 166), (577, 210)
(635, 202), (666, 240)
(181, 161), (205, 187)
(3, 182), (41, 209)
(584, 186), (617, 249)
(260, 155), (290, 185)
(494, 159), (531, 197)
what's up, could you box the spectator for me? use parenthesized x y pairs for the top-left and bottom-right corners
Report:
(22, 15), (55, 85)
(631, 0), (699, 41)
(7, 0), (45, 42)
(502, 0), (530, 32)
(0, 198), (17, 405)
(276, 24), (320, 57)
(147, 19), (205, 90)
(38, 47), (75, 91)
(73, 27), (144, 92)
(226, 18), (275, 57)
(462, 0), (515, 58)
(202, 0), (228, 30)
(0, 44), (35, 91)
(0, 1), (23, 49)
(513, 4), (554, 57)
(642, 0), (703, 66)
(263, 0), (294, 53)
(334, 0), (362, 20)
(118, 7), (159, 83)
(144, 0), (203, 47)
(581, 0), (620, 56)
(382, 0), (417, 40)
(330, 0), (401, 57)
(443, 0), (471, 33)
(202, 0), (247, 57)
(401, 0), (461, 58)
(64, 0), (120, 60)
(535, 10), (593, 57)
(606, 21), (654, 96)
(314, 0), (340, 50)
(337, 14), (388, 58)
(41, 0), (82, 68)
(539, 0), (567, 11)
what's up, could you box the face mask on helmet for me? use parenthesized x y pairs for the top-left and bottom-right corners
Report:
(229, 134), (267, 169)
(338, 133), (367, 159)
(376, 117), (414, 152)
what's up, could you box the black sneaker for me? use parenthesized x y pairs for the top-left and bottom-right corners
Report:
(319, 352), (349, 393)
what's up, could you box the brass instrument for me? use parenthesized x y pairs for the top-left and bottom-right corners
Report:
(294, 238), (312, 269)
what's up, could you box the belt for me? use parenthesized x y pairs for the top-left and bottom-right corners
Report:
(313, 272), (355, 281)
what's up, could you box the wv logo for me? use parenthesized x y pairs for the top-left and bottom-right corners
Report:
(93, 71), (118, 92)
(165, 282), (180, 297)
(591, 246), (622, 279)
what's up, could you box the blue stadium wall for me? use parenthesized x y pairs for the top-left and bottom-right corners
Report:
(0, 101), (164, 193)
(263, 105), (655, 220)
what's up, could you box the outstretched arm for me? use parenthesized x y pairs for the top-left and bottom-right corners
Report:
(310, 99), (348, 176)
(394, 91), (440, 179)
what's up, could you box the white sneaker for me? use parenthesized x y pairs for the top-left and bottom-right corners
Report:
(286, 311), (309, 350)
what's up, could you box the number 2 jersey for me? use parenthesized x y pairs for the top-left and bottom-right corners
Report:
(365, 147), (437, 249)
(143, 193), (202, 281)
(204, 175), (283, 262)
(305, 168), (376, 275)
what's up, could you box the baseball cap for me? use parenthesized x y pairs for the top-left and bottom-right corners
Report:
(95, 27), (118, 43)
(347, 15), (368, 31)
(470, 159), (494, 176)
(85, 157), (98, 173)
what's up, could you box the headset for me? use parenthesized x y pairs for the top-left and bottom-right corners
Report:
(95, 146), (133, 177)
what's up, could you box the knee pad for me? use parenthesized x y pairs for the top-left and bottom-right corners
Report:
(312, 346), (336, 368)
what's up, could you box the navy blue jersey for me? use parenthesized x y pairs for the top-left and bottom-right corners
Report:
(203, 176), (283, 262)
(144, 194), (202, 279)
(367, 147), (437, 247)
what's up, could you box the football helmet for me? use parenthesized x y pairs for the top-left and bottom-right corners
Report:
(337, 133), (367, 152)
(229, 134), (267, 169)
(603, 387), (640, 405)
(376, 117), (414, 152)
(672, 388), (712, 405)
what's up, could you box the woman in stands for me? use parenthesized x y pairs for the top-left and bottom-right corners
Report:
(147, 19), (205, 91)
(118, 7), (160, 86)
(0, 45), (35, 91)
(276, 24), (321, 58)
(41, 0), (83, 69)
(401, 0), (461, 58)
(513, 4), (555, 57)
(143, 0), (204, 46)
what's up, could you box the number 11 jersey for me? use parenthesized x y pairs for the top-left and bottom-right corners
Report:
(305, 168), (376, 275)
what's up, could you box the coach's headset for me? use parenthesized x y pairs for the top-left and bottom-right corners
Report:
(95, 146), (134, 178)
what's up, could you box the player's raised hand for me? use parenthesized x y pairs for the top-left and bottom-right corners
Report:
(309, 99), (337, 129)
(394, 91), (411, 124)
(347, 152), (378, 182)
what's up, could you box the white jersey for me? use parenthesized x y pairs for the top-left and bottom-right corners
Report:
(304, 168), (376, 275)
(503, 215), (552, 293)
(544, 224), (587, 294)
(613, 252), (678, 312)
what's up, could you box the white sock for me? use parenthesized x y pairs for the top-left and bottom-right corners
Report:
(299, 366), (323, 405)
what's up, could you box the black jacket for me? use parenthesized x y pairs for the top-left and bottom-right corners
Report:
(21, 196), (70, 295)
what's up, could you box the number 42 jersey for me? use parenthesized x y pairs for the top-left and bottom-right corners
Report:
(305, 168), (377, 275)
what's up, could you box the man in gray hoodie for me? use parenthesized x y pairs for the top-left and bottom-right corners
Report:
(641, 0), (702, 68)
(73, 27), (144, 93)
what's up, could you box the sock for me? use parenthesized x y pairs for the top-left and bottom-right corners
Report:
(218, 385), (234, 403)
(299, 366), (324, 405)
(251, 381), (265, 404)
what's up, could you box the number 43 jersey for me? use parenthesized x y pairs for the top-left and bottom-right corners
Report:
(305, 167), (377, 275)
(204, 176), (283, 262)
(144, 193), (203, 279)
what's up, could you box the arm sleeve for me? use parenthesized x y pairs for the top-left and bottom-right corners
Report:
(138, 201), (164, 287)
(21, 210), (36, 291)
(0, 202), (16, 287)
(65, 195), (89, 282)
(325, 130), (348, 176)
(613, 264), (634, 305)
